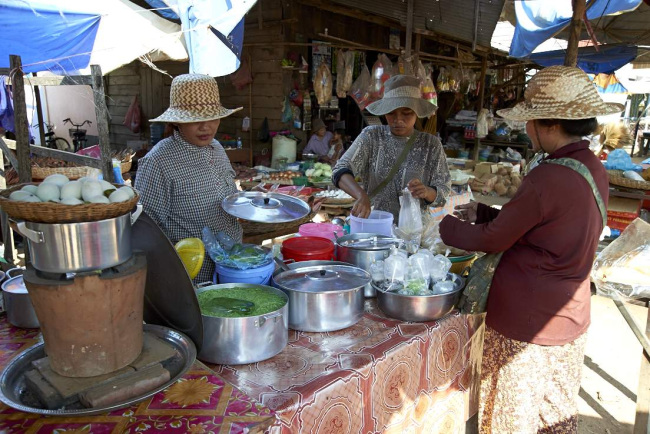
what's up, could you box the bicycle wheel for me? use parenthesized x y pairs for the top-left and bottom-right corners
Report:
(54, 137), (72, 152)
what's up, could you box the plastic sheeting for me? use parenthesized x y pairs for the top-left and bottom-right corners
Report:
(510, 0), (643, 58)
(529, 44), (639, 75)
(0, 0), (187, 75)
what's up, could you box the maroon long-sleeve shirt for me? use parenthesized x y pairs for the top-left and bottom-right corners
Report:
(440, 141), (608, 345)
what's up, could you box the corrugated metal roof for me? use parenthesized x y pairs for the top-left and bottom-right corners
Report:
(331, 0), (505, 49)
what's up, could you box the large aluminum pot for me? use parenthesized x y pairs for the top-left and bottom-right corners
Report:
(1, 275), (39, 329)
(196, 283), (288, 365)
(335, 233), (402, 298)
(374, 273), (465, 322)
(273, 264), (370, 332)
(14, 204), (142, 273)
(272, 259), (352, 279)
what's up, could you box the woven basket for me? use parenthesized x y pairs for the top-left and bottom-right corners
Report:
(607, 170), (650, 191)
(241, 212), (315, 236)
(31, 166), (93, 180)
(0, 183), (140, 223)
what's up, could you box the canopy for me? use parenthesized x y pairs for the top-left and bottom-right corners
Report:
(143, 0), (256, 77)
(0, 0), (187, 75)
(509, 0), (643, 58)
(593, 73), (629, 94)
(529, 44), (640, 74)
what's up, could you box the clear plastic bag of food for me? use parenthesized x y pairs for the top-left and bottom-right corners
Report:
(369, 54), (393, 100)
(429, 254), (452, 282)
(202, 227), (273, 270)
(396, 188), (423, 252)
(591, 218), (650, 299)
(384, 248), (408, 283)
(348, 64), (371, 110)
(436, 67), (451, 92)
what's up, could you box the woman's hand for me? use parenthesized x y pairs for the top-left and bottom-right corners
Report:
(351, 193), (372, 218)
(453, 202), (478, 223)
(407, 179), (437, 203)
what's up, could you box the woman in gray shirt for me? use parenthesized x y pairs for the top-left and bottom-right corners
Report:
(332, 75), (451, 220)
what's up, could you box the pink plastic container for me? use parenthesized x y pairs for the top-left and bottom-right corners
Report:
(298, 223), (345, 242)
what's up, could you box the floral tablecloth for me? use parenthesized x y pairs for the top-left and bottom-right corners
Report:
(0, 317), (276, 434)
(210, 300), (485, 434)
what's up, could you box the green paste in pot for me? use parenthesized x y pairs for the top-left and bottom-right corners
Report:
(197, 287), (286, 318)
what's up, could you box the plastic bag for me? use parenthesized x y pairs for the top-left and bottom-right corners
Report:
(281, 97), (293, 124)
(604, 149), (643, 171)
(348, 65), (371, 110)
(591, 218), (650, 299)
(313, 63), (333, 106)
(123, 95), (141, 134)
(336, 50), (355, 98)
(369, 54), (393, 100)
(396, 188), (423, 253)
(421, 212), (470, 256)
(202, 228), (273, 270)
(476, 109), (490, 138)
(436, 67), (451, 92)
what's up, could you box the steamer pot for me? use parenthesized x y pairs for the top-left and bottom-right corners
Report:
(14, 204), (142, 273)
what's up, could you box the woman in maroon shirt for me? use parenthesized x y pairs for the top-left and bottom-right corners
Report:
(440, 66), (623, 433)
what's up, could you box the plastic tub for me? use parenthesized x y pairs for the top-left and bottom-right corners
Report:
(299, 223), (345, 242)
(214, 261), (276, 285)
(349, 210), (394, 237)
(281, 236), (335, 263)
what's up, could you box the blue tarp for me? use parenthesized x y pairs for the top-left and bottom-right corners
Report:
(0, 2), (100, 74)
(510, 0), (642, 58)
(529, 44), (639, 74)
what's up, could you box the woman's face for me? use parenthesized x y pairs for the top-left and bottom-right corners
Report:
(385, 108), (417, 137)
(315, 127), (326, 138)
(177, 119), (221, 147)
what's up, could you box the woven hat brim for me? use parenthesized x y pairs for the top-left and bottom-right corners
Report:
(366, 97), (437, 118)
(497, 101), (624, 121)
(150, 106), (243, 123)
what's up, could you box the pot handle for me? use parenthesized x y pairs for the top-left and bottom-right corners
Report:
(131, 203), (143, 225)
(256, 311), (283, 327)
(14, 222), (44, 243)
(195, 281), (214, 288)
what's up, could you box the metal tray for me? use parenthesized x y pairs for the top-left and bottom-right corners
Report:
(0, 324), (196, 416)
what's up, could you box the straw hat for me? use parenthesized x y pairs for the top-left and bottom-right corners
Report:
(366, 75), (437, 118)
(151, 74), (242, 123)
(497, 66), (624, 121)
(312, 118), (326, 132)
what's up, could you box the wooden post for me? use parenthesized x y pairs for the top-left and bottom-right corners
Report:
(564, 0), (587, 67)
(90, 65), (114, 182)
(405, 0), (414, 72)
(634, 302), (650, 434)
(248, 53), (254, 167)
(472, 55), (489, 161)
(10, 55), (32, 183)
(33, 72), (47, 147)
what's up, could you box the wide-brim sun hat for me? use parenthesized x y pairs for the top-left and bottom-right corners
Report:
(366, 75), (437, 118)
(497, 66), (624, 121)
(311, 118), (326, 132)
(151, 74), (242, 123)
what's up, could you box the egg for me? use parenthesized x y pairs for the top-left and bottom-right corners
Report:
(99, 179), (116, 195)
(23, 195), (43, 203)
(10, 191), (37, 201)
(81, 180), (103, 202)
(42, 173), (69, 187)
(36, 183), (60, 202)
(60, 181), (82, 200)
(118, 186), (135, 199)
(20, 185), (38, 195)
(87, 195), (110, 204)
(109, 189), (130, 203)
(61, 197), (84, 205)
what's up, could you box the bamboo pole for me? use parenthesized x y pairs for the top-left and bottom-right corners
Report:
(10, 55), (32, 183)
(564, 0), (587, 67)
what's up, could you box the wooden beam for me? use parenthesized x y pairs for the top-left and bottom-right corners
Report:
(472, 0), (480, 52)
(634, 301), (650, 434)
(405, 0), (414, 61)
(413, 28), (491, 54)
(257, 0), (263, 29)
(29, 146), (103, 168)
(0, 137), (19, 171)
(6, 75), (92, 86)
(298, 0), (400, 29)
(33, 72), (47, 147)
(91, 65), (114, 181)
(10, 55), (32, 183)
(476, 55), (488, 112)
(564, 0), (587, 67)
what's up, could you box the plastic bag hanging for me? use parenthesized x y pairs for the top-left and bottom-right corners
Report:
(313, 62), (333, 106)
(336, 50), (355, 98)
(348, 64), (371, 111)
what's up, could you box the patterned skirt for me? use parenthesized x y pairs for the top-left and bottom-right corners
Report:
(479, 326), (587, 434)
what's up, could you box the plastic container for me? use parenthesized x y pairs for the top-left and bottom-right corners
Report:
(281, 236), (335, 263)
(214, 261), (276, 285)
(299, 223), (345, 242)
(271, 135), (297, 168)
(349, 210), (394, 237)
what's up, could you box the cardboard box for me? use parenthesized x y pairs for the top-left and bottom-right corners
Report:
(607, 197), (641, 219)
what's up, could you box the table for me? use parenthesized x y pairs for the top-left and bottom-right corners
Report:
(209, 301), (485, 434)
(0, 317), (276, 434)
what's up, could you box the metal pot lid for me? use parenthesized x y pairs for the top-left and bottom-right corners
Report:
(274, 265), (370, 293)
(222, 192), (311, 223)
(337, 237), (401, 250)
(1, 276), (27, 294)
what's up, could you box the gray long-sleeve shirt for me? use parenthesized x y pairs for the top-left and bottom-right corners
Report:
(332, 125), (451, 219)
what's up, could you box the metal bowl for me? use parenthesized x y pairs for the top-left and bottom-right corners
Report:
(374, 273), (465, 322)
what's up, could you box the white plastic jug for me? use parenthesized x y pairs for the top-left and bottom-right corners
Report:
(271, 136), (297, 167)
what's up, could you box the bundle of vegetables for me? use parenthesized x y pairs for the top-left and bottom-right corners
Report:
(305, 162), (332, 179)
